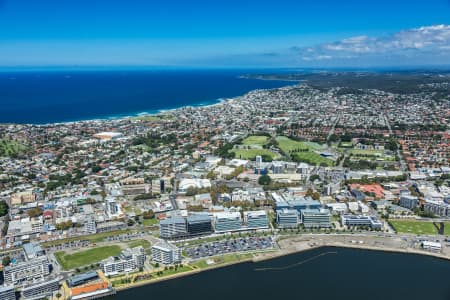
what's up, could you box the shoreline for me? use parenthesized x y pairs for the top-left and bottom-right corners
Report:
(0, 75), (297, 126)
(114, 257), (254, 292)
(17, 98), (226, 127)
(113, 241), (450, 293)
(238, 74), (304, 82)
(252, 242), (450, 263)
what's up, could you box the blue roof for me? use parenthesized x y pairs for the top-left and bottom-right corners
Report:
(23, 242), (43, 258)
(68, 271), (98, 286)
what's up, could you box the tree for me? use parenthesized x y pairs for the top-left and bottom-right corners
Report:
(385, 138), (398, 151)
(91, 165), (102, 173)
(27, 207), (43, 218)
(56, 220), (73, 230)
(309, 174), (320, 182)
(214, 143), (236, 159)
(206, 171), (217, 180)
(2, 256), (11, 267)
(142, 210), (155, 219)
(183, 187), (194, 196)
(311, 192), (321, 200)
(258, 174), (271, 186)
(0, 201), (8, 217)
(187, 205), (204, 212)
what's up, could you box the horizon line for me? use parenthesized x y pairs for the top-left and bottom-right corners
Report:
(1, 65), (450, 73)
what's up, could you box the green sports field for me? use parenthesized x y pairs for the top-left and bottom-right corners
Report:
(292, 152), (334, 166)
(389, 220), (438, 235)
(242, 135), (269, 146)
(276, 136), (311, 152)
(276, 136), (332, 166)
(55, 245), (122, 270)
(231, 149), (279, 160)
(126, 239), (151, 249)
(349, 149), (384, 156)
(444, 222), (450, 235)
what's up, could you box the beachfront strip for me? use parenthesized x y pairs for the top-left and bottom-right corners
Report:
(0, 81), (449, 299)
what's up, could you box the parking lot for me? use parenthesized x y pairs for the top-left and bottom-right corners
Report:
(47, 240), (90, 252)
(104, 232), (145, 242)
(185, 237), (274, 259)
(46, 232), (146, 252)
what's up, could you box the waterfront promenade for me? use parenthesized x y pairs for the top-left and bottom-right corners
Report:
(108, 233), (450, 294)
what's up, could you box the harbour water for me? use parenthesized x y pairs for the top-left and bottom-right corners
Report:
(0, 69), (295, 124)
(107, 247), (450, 300)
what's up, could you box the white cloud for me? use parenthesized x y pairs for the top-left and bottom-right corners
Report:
(296, 24), (450, 63)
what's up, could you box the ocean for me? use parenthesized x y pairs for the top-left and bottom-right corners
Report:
(0, 69), (295, 124)
(107, 247), (450, 300)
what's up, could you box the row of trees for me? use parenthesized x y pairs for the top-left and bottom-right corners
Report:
(343, 158), (378, 170)
(214, 143), (235, 159)
(345, 174), (407, 185)
(0, 200), (8, 217)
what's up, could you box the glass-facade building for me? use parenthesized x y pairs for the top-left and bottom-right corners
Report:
(214, 212), (242, 233)
(276, 209), (300, 228)
(160, 217), (188, 239)
(301, 209), (331, 228)
(244, 211), (269, 229)
(187, 214), (213, 236)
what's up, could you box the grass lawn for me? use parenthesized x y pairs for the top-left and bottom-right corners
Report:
(276, 136), (310, 152)
(155, 265), (192, 277)
(126, 239), (151, 249)
(192, 253), (254, 269)
(349, 149), (384, 156)
(389, 220), (438, 235)
(343, 148), (395, 162)
(302, 141), (324, 150)
(444, 223), (450, 235)
(217, 253), (254, 264)
(142, 218), (158, 226)
(112, 266), (194, 287)
(340, 142), (353, 148)
(55, 245), (122, 270)
(276, 136), (331, 165)
(231, 149), (278, 160)
(292, 152), (334, 166)
(242, 135), (269, 146)
(191, 260), (210, 269)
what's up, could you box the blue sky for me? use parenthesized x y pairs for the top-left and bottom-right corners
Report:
(1, 0), (450, 68)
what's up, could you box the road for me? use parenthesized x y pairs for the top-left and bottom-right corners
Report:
(272, 232), (450, 259)
(326, 114), (341, 141)
(384, 112), (408, 173)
